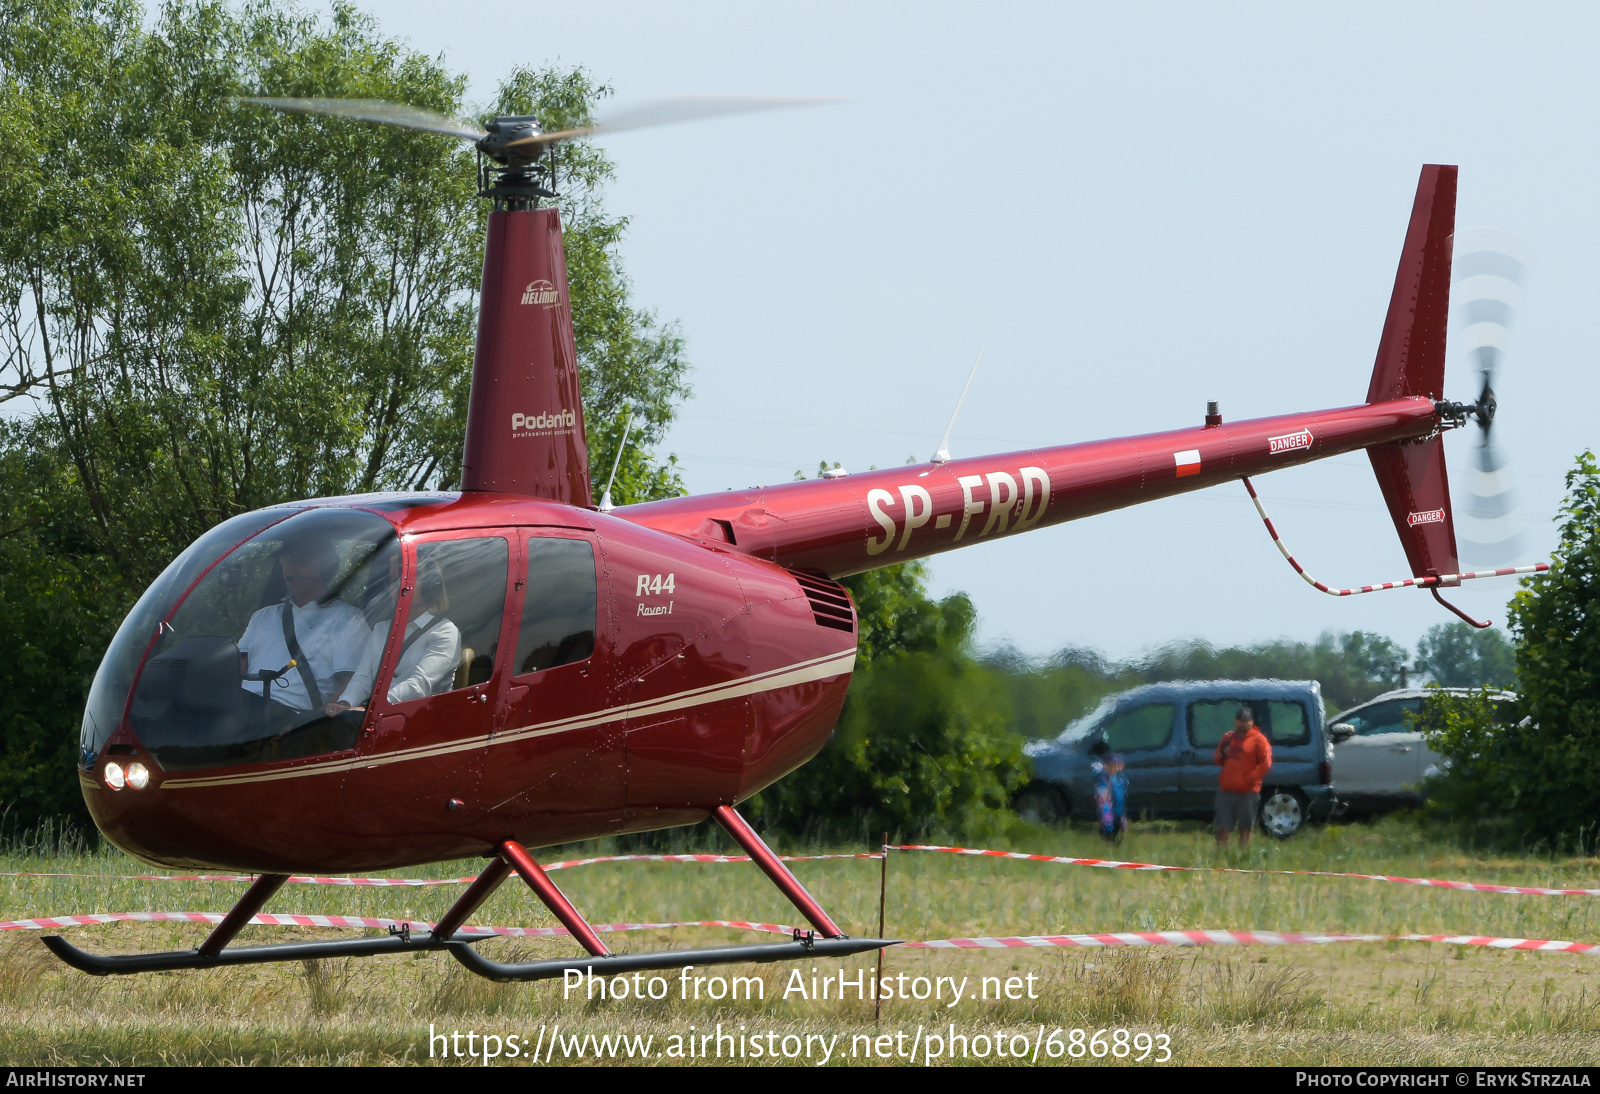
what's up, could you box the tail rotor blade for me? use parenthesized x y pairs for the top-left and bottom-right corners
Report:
(1451, 227), (1533, 568)
(1460, 430), (1524, 564)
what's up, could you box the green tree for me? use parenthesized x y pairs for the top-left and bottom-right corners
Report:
(0, 0), (690, 831)
(1131, 631), (1407, 713)
(1414, 687), (1519, 827)
(983, 644), (1136, 743)
(1420, 452), (1600, 846)
(746, 557), (1028, 840)
(1414, 623), (1517, 689)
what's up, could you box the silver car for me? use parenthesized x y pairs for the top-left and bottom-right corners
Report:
(1328, 688), (1516, 814)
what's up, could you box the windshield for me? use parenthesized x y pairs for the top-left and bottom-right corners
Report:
(1059, 696), (1117, 745)
(80, 508), (302, 763)
(88, 507), (402, 771)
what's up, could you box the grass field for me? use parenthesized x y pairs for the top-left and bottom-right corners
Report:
(3, 818), (1600, 1066)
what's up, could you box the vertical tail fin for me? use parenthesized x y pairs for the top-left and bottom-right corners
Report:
(1367, 164), (1459, 579)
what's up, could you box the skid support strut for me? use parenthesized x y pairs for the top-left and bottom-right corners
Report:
(712, 804), (843, 937)
(198, 872), (286, 956)
(431, 854), (513, 941)
(43, 855), (514, 976)
(497, 840), (609, 956)
(45, 830), (899, 981)
(445, 823), (894, 982)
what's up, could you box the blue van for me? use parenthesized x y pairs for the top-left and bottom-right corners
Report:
(1017, 679), (1338, 838)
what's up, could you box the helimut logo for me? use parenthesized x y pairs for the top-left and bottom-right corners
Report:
(521, 279), (559, 307)
(511, 409), (576, 436)
(1407, 509), (1446, 527)
(1268, 429), (1314, 454)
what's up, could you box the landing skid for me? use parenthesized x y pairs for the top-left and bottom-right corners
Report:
(42, 926), (454, 974)
(42, 806), (898, 979)
(445, 933), (893, 983)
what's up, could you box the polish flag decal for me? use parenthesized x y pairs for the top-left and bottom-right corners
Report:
(1174, 450), (1201, 478)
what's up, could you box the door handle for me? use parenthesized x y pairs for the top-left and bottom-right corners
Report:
(1390, 746), (1411, 753)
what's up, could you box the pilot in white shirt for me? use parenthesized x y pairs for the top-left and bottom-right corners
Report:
(237, 544), (370, 712)
(337, 609), (463, 708)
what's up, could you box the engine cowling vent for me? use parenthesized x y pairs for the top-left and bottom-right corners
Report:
(791, 572), (855, 633)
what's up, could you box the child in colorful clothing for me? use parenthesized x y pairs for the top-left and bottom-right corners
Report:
(1088, 739), (1128, 843)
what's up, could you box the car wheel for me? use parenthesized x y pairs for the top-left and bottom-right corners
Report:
(1014, 783), (1069, 825)
(1259, 788), (1306, 839)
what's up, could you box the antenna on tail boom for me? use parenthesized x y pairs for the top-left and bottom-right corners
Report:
(930, 346), (985, 465)
(597, 408), (635, 513)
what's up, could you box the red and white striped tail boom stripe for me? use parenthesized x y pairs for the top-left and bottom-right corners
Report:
(1240, 476), (1548, 595)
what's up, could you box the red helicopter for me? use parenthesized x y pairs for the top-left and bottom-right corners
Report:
(48, 95), (1539, 982)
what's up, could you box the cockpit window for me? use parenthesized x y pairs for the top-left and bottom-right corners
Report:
(515, 537), (597, 675)
(80, 507), (304, 763)
(92, 508), (401, 771)
(384, 536), (509, 702)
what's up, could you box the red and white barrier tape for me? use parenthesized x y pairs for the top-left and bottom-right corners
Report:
(0, 853), (879, 889)
(1240, 476), (1548, 596)
(0, 912), (799, 938)
(906, 931), (1600, 955)
(8, 913), (1598, 958)
(892, 845), (1600, 897)
(544, 852), (878, 872)
(6, 846), (1592, 898)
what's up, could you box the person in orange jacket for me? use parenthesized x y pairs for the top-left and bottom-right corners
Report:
(1214, 705), (1272, 847)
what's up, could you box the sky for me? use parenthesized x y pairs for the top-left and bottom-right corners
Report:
(361, 3), (1591, 660)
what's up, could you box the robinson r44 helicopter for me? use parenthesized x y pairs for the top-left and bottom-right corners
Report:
(48, 94), (1543, 982)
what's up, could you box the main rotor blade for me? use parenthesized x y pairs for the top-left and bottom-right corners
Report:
(506, 94), (837, 148)
(238, 97), (487, 142)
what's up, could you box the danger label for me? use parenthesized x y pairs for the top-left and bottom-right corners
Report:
(1407, 509), (1446, 526)
(1268, 429), (1314, 454)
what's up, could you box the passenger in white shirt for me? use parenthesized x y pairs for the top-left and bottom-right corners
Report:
(332, 562), (463, 709)
(236, 543), (370, 713)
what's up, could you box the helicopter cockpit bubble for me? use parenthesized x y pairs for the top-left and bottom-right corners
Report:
(84, 507), (403, 772)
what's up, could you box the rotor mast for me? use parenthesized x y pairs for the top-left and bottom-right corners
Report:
(237, 93), (832, 502)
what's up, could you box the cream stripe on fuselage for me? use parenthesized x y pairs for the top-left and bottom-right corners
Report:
(160, 649), (856, 790)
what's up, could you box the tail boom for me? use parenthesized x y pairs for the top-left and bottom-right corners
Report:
(621, 396), (1439, 578)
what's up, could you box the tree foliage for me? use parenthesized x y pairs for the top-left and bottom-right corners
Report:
(0, 0), (688, 832)
(986, 629), (1412, 742)
(746, 561), (1028, 841)
(1413, 623), (1517, 689)
(1421, 452), (1600, 847)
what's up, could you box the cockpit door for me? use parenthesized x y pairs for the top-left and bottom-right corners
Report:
(478, 530), (621, 840)
(341, 529), (516, 818)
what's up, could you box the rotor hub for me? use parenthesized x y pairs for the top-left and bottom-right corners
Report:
(478, 115), (548, 166)
(1435, 382), (1496, 433)
(477, 115), (558, 208)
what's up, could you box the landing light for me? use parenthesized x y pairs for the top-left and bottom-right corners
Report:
(103, 763), (125, 791)
(126, 763), (150, 790)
